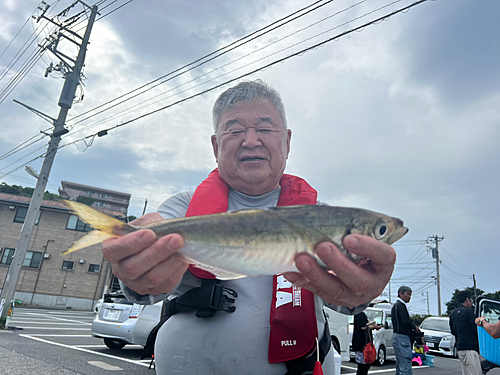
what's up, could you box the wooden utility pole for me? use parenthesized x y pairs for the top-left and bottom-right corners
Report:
(0, 1), (99, 329)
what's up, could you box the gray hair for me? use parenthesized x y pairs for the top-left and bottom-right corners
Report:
(212, 79), (287, 133)
(398, 286), (412, 296)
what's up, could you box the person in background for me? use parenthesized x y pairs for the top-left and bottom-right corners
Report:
(352, 311), (381, 375)
(476, 316), (500, 339)
(391, 286), (419, 375)
(450, 291), (482, 375)
(102, 79), (398, 375)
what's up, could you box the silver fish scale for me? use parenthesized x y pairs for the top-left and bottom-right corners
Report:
(144, 205), (407, 279)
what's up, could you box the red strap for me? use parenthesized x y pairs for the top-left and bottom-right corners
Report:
(185, 168), (319, 363)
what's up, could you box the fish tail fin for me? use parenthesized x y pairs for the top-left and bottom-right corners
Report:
(63, 231), (116, 255)
(62, 200), (138, 254)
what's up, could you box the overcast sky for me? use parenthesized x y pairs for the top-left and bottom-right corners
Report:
(1, 0), (499, 315)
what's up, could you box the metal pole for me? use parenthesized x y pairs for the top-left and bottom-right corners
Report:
(0, 5), (98, 329)
(473, 274), (477, 303)
(435, 236), (442, 317)
(426, 291), (430, 315)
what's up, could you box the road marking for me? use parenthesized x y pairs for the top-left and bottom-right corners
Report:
(88, 361), (123, 371)
(9, 321), (90, 325)
(10, 327), (91, 330)
(340, 365), (429, 373)
(28, 334), (93, 337)
(72, 344), (144, 349)
(19, 334), (149, 367)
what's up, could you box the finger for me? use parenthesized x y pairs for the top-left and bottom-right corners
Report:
(102, 229), (158, 263)
(317, 241), (393, 296)
(343, 234), (397, 266)
(126, 256), (189, 295)
(113, 234), (184, 282)
(285, 254), (352, 304)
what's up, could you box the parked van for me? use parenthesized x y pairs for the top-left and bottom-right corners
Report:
(324, 306), (350, 362)
(349, 303), (394, 365)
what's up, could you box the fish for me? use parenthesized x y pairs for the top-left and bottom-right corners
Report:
(62, 201), (408, 280)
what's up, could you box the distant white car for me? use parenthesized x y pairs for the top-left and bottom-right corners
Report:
(349, 303), (395, 366)
(420, 316), (457, 358)
(324, 306), (350, 362)
(92, 293), (163, 349)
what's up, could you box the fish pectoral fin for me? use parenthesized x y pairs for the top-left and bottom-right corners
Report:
(63, 231), (116, 255)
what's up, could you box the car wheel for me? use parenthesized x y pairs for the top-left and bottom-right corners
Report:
(331, 337), (341, 355)
(376, 345), (386, 366)
(104, 338), (126, 349)
(453, 344), (458, 358)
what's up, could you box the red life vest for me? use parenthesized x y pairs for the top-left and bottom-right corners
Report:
(185, 168), (319, 363)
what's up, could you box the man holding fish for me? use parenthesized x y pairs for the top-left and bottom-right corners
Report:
(83, 80), (403, 374)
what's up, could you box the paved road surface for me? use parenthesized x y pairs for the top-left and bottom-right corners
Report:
(1, 307), (498, 375)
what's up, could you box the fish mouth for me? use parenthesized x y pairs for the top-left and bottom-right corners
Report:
(388, 226), (409, 244)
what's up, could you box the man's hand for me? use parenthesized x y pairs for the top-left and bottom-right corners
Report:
(102, 213), (189, 296)
(283, 234), (396, 308)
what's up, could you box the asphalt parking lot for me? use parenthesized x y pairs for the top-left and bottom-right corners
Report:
(1, 307), (499, 375)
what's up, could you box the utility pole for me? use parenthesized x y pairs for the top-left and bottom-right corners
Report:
(388, 280), (392, 304)
(142, 199), (148, 216)
(428, 235), (444, 317)
(426, 291), (430, 315)
(0, 1), (99, 329)
(473, 274), (477, 303)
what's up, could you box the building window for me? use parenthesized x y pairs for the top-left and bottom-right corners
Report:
(13, 207), (41, 224)
(66, 214), (92, 232)
(88, 264), (101, 273)
(62, 260), (75, 270)
(97, 193), (109, 199)
(1, 248), (15, 265)
(1, 249), (42, 268)
(23, 251), (43, 269)
(85, 191), (93, 197)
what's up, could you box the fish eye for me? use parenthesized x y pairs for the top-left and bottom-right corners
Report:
(374, 222), (388, 240)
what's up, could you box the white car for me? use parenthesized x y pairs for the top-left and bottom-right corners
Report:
(420, 316), (457, 358)
(324, 306), (350, 362)
(92, 293), (163, 349)
(349, 303), (395, 366)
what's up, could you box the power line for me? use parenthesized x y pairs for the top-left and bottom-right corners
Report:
(66, 0), (382, 137)
(66, 0), (338, 125)
(0, 0), (430, 179)
(66, 0), (430, 140)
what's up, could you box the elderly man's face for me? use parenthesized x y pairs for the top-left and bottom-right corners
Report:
(211, 99), (291, 196)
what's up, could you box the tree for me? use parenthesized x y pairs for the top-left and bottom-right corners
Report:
(410, 314), (430, 326)
(76, 196), (95, 206)
(0, 182), (65, 201)
(127, 215), (137, 222)
(483, 291), (500, 302)
(445, 287), (486, 315)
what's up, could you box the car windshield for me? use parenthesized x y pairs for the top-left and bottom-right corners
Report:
(366, 310), (384, 325)
(420, 318), (450, 333)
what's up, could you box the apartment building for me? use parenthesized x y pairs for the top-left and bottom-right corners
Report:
(58, 180), (131, 218)
(0, 182), (130, 310)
